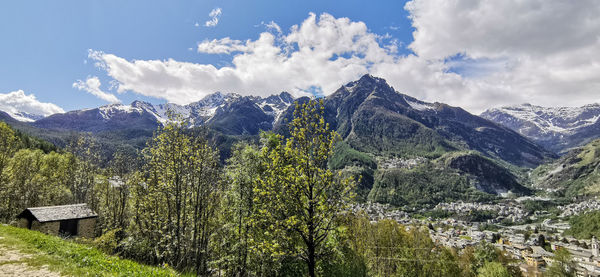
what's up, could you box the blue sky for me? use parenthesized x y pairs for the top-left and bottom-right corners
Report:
(1, 0), (599, 117)
(0, 0), (413, 111)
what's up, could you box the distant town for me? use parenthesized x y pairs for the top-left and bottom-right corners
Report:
(355, 198), (600, 276)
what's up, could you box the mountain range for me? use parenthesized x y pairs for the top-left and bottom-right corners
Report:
(33, 91), (294, 134)
(481, 103), (600, 153)
(4, 74), (594, 207)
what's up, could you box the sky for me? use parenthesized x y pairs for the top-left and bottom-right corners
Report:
(1, 0), (600, 118)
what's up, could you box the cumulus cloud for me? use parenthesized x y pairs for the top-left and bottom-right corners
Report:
(404, 0), (600, 110)
(88, 4), (600, 113)
(89, 13), (398, 105)
(197, 38), (248, 54)
(263, 21), (282, 34)
(406, 0), (600, 59)
(0, 90), (64, 121)
(204, 8), (222, 27)
(72, 76), (121, 104)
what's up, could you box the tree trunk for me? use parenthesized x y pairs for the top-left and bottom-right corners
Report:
(308, 243), (316, 277)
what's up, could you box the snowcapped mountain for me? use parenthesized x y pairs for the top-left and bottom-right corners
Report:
(7, 111), (46, 122)
(481, 103), (600, 153)
(32, 91), (295, 134)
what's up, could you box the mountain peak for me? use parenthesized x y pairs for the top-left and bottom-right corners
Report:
(130, 100), (154, 109)
(278, 91), (294, 103)
(358, 73), (380, 82)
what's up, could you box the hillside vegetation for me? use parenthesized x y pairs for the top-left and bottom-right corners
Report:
(565, 211), (600, 239)
(0, 224), (180, 276)
(530, 139), (600, 198)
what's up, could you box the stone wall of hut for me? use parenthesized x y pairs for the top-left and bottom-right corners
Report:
(31, 220), (60, 235)
(78, 218), (96, 238)
(17, 218), (28, 229)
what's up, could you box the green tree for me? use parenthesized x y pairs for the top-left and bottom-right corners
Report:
(252, 100), (355, 277)
(473, 241), (499, 272)
(3, 149), (44, 217)
(219, 142), (263, 276)
(0, 122), (20, 221)
(477, 262), (510, 277)
(1, 149), (73, 221)
(546, 248), (575, 277)
(67, 134), (101, 207)
(0, 122), (19, 175)
(131, 119), (222, 274)
(95, 150), (138, 233)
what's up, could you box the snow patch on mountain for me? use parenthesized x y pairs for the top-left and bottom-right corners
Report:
(98, 104), (142, 120)
(7, 111), (45, 122)
(482, 103), (600, 138)
(403, 96), (434, 111)
(66, 91), (295, 127)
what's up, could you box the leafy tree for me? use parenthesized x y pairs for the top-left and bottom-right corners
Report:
(546, 248), (575, 277)
(217, 142), (262, 276)
(95, 150), (139, 233)
(252, 100), (355, 277)
(1, 149), (72, 221)
(477, 262), (510, 277)
(67, 134), (101, 207)
(0, 122), (20, 220)
(565, 210), (600, 239)
(473, 241), (499, 272)
(131, 118), (222, 274)
(0, 122), (19, 175)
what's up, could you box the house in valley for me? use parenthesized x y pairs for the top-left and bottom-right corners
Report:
(16, 203), (98, 238)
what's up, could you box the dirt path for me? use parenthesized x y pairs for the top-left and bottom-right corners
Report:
(0, 237), (62, 277)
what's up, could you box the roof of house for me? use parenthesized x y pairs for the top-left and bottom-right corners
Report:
(17, 204), (98, 223)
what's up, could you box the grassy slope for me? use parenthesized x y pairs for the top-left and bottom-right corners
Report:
(530, 139), (600, 197)
(0, 224), (182, 276)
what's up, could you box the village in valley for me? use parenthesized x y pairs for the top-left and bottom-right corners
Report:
(355, 199), (600, 276)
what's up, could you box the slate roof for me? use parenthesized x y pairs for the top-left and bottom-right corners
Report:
(17, 204), (98, 223)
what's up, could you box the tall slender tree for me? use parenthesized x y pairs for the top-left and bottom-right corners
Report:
(253, 100), (355, 277)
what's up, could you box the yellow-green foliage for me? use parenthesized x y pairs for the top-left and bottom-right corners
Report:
(250, 100), (356, 277)
(576, 139), (600, 167)
(0, 224), (181, 276)
(530, 139), (600, 197)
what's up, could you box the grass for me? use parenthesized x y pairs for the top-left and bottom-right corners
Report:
(0, 224), (183, 276)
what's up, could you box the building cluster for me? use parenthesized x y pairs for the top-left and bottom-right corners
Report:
(559, 199), (600, 217)
(351, 202), (409, 222)
(434, 201), (528, 223)
(426, 212), (600, 276)
(377, 157), (427, 170)
(429, 219), (496, 249)
(498, 233), (600, 276)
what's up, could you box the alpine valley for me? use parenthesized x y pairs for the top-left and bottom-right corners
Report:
(4, 74), (600, 208)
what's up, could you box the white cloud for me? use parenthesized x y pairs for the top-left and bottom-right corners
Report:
(197, 38), (248, 54)
(403, 0), (600, 111)
(263, 21), (282, 34)
(406, 0), (600, 60)
(72, 76), (121, 104)
(0, 90), (64, 121)
(204, 8), (222, 27)
(89, 13), (398, 105)
(88, 5), (600, 113)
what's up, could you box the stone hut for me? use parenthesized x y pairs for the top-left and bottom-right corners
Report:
(16, 203), (98, 238)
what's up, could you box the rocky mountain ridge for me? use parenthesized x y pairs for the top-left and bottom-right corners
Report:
(481, 103), (600, 153)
